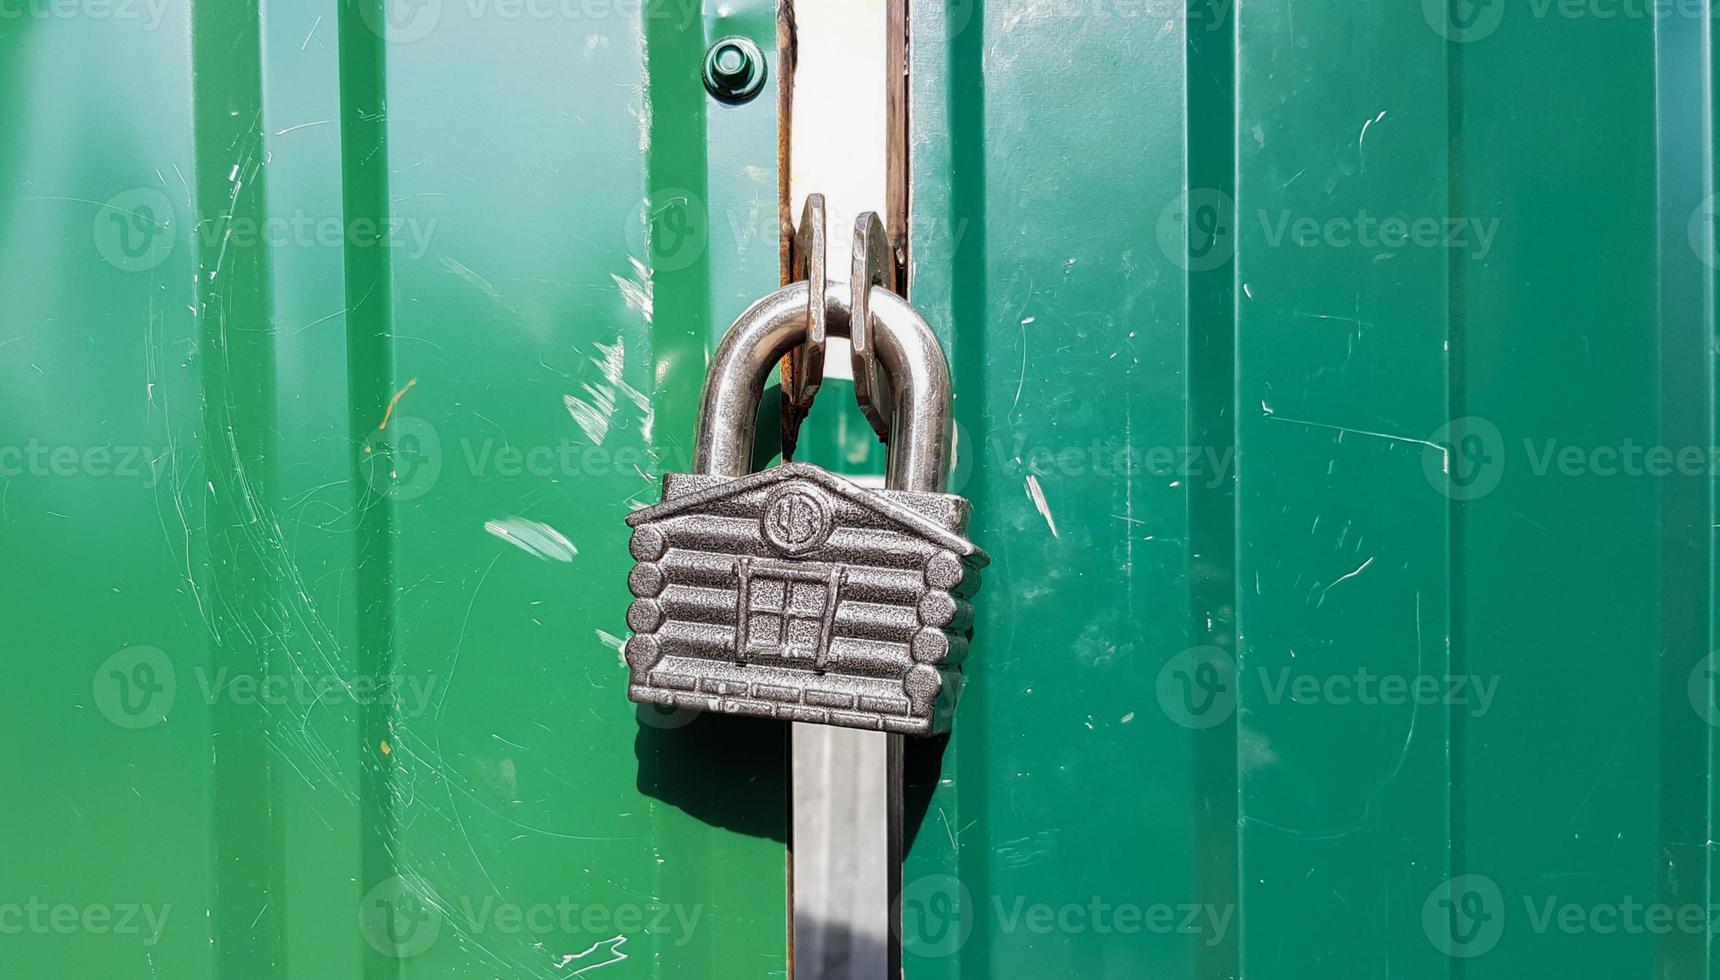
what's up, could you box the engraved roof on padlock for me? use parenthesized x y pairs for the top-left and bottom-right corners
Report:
(626, 462), (988, 562)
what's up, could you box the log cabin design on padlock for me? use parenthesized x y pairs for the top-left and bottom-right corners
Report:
(624, 202), (982, 734)
(623, 462), (986, 735)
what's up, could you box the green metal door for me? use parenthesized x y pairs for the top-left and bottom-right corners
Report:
(7, 1), (1720, 979)
(1, 2), (789, 978)
(899, 1), (1720, 978)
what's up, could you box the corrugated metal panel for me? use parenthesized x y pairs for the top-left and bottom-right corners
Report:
(0, 2), (789, 977)
(900, 2), (1717, 978)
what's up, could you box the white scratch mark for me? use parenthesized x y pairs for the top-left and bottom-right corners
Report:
(275, 119), (334, 136)
(440, 255), (503, 304)
(1265, 413), (1445, 455)
(561, 335), (648, 445)
(1025, 474), (1060, 539)
(484, 516), (577, 563)
(595, 629), (627, 667)
(1008, 279), (1037, 418)
(1318, 556), (1375, 607)
(300, 15), (322, 49)
(594, 336), (652, 419)
(564, 384), (617, 446)
(557, 934), (629, 975)
(610, 256), (654, 324)
(1359, 110), (1387, 171)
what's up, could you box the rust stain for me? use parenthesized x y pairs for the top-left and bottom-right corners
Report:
(379, 739), (391, 756)
(378, 378), (418, 431)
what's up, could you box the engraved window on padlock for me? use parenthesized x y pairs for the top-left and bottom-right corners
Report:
(736, 558), (843, 667)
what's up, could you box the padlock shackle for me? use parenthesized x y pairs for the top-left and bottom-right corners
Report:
(693, 281), (953, 493)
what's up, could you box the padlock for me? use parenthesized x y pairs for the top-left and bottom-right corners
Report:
(621, 237), (985, 736)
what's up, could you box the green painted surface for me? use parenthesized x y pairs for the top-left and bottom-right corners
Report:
(0, 2), (787, 978)
(901, 3), (1204, 976)
(903, 2), (1717, 979)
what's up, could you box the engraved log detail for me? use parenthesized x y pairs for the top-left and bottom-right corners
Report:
(622, 466), (984, 736)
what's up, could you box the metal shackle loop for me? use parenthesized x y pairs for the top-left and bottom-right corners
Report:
(692, 281), (954, 493)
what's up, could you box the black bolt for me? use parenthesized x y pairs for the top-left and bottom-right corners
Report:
(703, 36), (766, 105)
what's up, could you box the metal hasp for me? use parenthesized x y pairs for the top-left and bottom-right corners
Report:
(780, 194), (829, 460)
(622, 216), (985, 735)
(849, 212), (899, 442)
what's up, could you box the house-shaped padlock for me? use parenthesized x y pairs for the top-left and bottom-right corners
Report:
(623, 462), (986, 735)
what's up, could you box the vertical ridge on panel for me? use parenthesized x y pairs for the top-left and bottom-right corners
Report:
(903, 1), (1200, 976)
(191, 0), (289, 975)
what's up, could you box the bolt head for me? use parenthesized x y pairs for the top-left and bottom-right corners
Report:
(702, 36), (766, 105)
